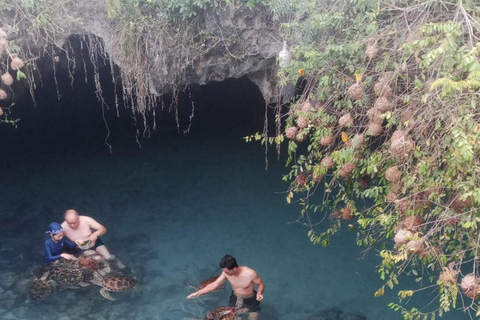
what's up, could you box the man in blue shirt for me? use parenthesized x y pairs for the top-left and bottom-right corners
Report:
(44, 222), (77, 263)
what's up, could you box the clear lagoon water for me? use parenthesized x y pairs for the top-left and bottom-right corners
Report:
(0, 77), (469, 320)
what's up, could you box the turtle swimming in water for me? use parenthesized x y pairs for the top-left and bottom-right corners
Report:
(45, 262), (90, 290)
(91, 271), (138, 301)
(26, 279), (52, 301)
(192, 306), (248, 320)
(188, 276), (224, 292)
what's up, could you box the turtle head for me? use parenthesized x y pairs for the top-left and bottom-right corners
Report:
(90, 271), (104, 286)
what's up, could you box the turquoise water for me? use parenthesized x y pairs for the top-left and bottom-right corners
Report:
(0, 79), (468, 320)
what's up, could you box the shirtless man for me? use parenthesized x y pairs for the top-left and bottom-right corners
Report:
(61, 209), (112, 260)
(187, 255), (265, 320)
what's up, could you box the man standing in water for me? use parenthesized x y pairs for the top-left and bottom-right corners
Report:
(61, 209), (112, 260)
(187, 255), (265, 320)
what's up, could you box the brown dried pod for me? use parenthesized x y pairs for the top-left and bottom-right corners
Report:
(321, 156), (335, 170)
(1, 72), (13, 86)
(339, 113), (353, 128)
(320, 135), (334, 146)
(385, 191), (399, 202)
(385, 166), (401, 182)
(341, 203), (355, 220)
(285, 127), (298, 140)
(406, 239), (425, 254)
(449, 196), (473, 212)
(365, 42), (378, 60)
(0, 38), (9, 54)
(402, 215), (423, 231)
(346, 134), (364, 150)
(366, 107), (384, 125)
(296, 130), (308, 142)
(374, 96), (392, 112)
(391, 130), (405, 141)
(11, 57), (24, 70)
(390, 132), (415, 158)
(393, 229), (413, 245)
(295, 174), (307, 186)
(439, 264), (458, 285)
(367, 123), (383, 136)
(338, 163), (356, 178)
(297, 116), (308, 129)
(301, 100), (313, 112)
(401, 109), (415, 125)
(461, 274), (480, 299)
(396, 198), (412, 214)
(347, 82), (364, 100)
(0, 89), (7, 100)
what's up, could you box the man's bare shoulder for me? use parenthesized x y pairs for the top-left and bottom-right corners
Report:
(79, 215), (95, 222)
(61, 221), (67, 228)
(239, 266), (258, 278)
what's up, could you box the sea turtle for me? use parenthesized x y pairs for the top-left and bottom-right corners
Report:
(78, 256), (101, 279)
(91, 271), (138, 301)
(45, 263), (90, 290)
(26, 279), (52, 301)
(188, 276), (224, 292)
(193, 307), (248, 320)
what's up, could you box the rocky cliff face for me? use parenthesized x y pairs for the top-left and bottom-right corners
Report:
(4, 0), (283, 103)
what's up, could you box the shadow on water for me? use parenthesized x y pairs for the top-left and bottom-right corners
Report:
(0, 69), (469, 319)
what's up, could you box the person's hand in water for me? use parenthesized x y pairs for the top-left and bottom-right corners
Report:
(187, 292), (200, 299)
(61, 253), (77, 260)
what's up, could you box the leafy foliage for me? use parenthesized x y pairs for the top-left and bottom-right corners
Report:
(252, 0), (480, 318)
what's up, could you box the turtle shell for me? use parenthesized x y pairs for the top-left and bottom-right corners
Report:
(102, 276), (137, 292)
(78, 257), (99, 273)
(26, 279), (52, 300)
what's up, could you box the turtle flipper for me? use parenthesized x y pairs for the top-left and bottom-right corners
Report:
(187, 284), (200, 290)
(100, 288), (115, 301)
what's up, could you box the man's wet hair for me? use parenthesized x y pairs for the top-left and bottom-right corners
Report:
(219, 255), (238, 270)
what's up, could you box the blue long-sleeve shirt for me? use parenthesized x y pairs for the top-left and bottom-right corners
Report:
(44, 237), (76, 263)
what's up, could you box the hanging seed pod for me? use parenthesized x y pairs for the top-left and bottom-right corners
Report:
(406, 239), (425, 254)
(439, 264), (458, 285)
(402, 215), (423, 231)
(367, 123), (383, 136)
(320, 135), (334, 146)
(11, 57), (24, 70)
(1, 72), (13, 86)
(341, 203), (355, 220)
(393, 229), (413, 245)
(297, 117), (308, 129)
(461, 274), (480, 299)
(366, 107), (384, 125)
(295, 174), (307, 186)
(301, 100), (313, 112)
(365, 42), (378, 60)
(449, 195), (473, 212)
(285, 127), (298, 140)
(339, 113), (353, 128)
(385, 166), (401, 182)
(385, 191), (399, 202)
(347, 82), (364, 100)
(320, 155), (335, 170)
(0, 89), (7, 100)
(374, 96), (391, 112)
(396, 198), (412, 214)
(338, 163), (356, 178)
(390, 131), (414, 159)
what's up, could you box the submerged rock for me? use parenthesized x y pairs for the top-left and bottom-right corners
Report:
(0, 271), (19, 289)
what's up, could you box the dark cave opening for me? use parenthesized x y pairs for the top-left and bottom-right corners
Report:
(0, 35), (271, 158)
